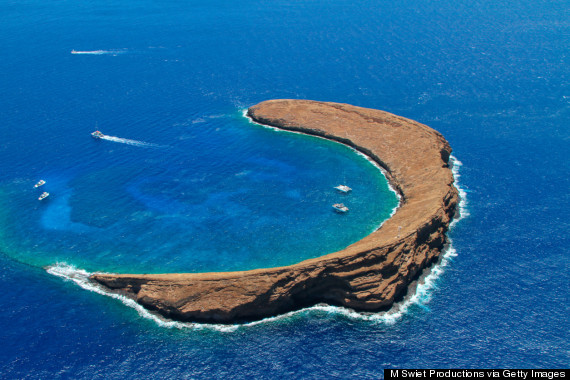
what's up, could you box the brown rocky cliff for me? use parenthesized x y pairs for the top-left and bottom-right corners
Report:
(91, 99), (459, 323)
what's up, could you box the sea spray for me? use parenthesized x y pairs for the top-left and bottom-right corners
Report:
(450, 156), (470, 224)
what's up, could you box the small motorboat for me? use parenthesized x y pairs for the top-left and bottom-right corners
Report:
(334, 185), (352, 193)
(38, 192), (50, 201)
(333, 203), (349, 213)
(34, 180), (46, 188)
(91, 130), (104, 139)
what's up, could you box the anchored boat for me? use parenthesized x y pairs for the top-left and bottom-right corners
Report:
(332, 203), (349, 213)
(33, 180), (46, 188)
(334, 185), (352, 193)
(38, 192), (49, 201)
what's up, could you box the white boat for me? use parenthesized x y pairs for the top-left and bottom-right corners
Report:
(91, 130), (104, 139)
(332, 203), (349, 213)
(38, 192), (49, 201)
(34, 180), (46, 188)
(334, 185), (352, 193)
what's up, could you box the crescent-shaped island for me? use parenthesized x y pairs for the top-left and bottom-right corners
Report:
(90, 99), (459, 324)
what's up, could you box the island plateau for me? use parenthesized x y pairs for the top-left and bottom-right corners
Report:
(90, 99), (460, 323)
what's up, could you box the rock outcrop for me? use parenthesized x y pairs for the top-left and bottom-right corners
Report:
(91, 99), (459, 323)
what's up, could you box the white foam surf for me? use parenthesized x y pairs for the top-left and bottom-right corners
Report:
(45, 263), (254, 332)
(450, 156), (470, 224)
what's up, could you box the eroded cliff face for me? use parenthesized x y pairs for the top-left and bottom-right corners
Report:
(91, 100), (459, 323)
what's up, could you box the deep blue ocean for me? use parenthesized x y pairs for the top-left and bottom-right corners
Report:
(0, 0), (568, 377)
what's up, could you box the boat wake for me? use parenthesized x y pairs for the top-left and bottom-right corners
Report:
(99, 135), (164, 148)
(71, 49), (126, 56)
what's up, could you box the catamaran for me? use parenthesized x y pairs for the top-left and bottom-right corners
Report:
(334, 185), (352, 193)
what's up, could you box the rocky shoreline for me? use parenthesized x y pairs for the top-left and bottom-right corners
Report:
(90, 99), (459, 324)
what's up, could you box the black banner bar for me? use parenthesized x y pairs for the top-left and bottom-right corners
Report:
(385, 369), (569, 380)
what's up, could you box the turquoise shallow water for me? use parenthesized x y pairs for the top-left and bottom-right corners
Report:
(0, 0), (568, 376)
(0, 112), (397, 273)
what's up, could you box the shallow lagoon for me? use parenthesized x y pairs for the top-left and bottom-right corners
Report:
(0, 113), (397, 274)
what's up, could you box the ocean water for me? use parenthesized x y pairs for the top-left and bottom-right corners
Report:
(0, 0), (568, 377)
(0, 110), (398, 274)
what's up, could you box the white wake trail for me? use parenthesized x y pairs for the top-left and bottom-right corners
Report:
(100, 135), (164, 148)
(71, 49), (126, 55)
